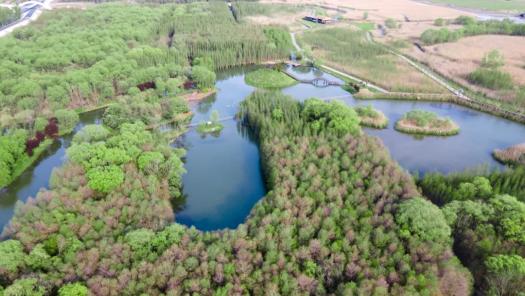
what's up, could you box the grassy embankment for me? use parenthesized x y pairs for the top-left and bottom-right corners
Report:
(395, 109), (459, 136)
(245, 68), (297, 89)
(2, 139), (53, 189)
(299, 27), (447, 94)
(355, 105), (388, 129)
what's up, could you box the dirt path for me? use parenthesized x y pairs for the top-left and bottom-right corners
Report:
(366, 32), (525, 122)
(0, 0), (53, 38)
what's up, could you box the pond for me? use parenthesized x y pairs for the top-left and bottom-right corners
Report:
(172, 67), (266, 231)
(283, 66), (525, 174)
(176, 65), (525, 230)
(1, 65), (524, 233)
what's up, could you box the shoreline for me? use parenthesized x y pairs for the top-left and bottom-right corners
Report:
(359, 113), (388, 129)
(182, 89), (217, 102)
(355, 91), (525, 124)
(0, 139), (54, 191)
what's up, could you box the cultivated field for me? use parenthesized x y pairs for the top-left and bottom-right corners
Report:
(423, 0), (525, 13)
(262, 0), (474, 21)
(299, 27), (447, 93)
(406, 35), (525, 104)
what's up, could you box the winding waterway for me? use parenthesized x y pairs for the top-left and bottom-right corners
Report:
(1, 66), (524, 232)
(0, 110), (103, 231)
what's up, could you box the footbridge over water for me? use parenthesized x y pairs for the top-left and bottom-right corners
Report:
(283, 70), (344, 88)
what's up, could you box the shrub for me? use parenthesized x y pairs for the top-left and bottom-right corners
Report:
(26, 244), (51, 270)
(54, 109), (80, 134)
(434, 18), (446, 26)
(73, 125), (110, 144)
(481, 50), (505, 69)
(385, 18), (399, 29)
(421, 28), (463, 45)
(0, 240), (26, 281)
(302, 99), (361, 136)
(58, 283), (89, 296)
(86, 165), (125, 193)
(191, 66), (216, 91)
(192, 55), (215, 71)
(396, 197), (451, 247)
(137, 151), (165, 173)
(455, 15), (476, 26)
(468, 68), (513, 90)
(404, 110), (437, 126)
(396, 110), (458, 136)
(4, 278), (45, 296)
(485, 255), (525, 295)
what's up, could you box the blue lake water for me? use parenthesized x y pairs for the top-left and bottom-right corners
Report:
(1, 66), (524, 232)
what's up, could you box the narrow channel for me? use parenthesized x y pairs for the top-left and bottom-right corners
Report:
(0, 109), (104, 231)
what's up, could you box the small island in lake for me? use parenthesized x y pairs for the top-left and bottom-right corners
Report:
(493, 143), (525, 165)
(395, 110), (459, 136)
(244, 68), (297, 89)
(197, 110), (224, 136)
(355, 105), (388, 129)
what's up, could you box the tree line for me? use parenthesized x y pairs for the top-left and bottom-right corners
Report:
(421, 16), (525, 45)
(419, 166), (525, 294)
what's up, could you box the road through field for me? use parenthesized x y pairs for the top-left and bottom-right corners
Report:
(0, 0), (52, 38)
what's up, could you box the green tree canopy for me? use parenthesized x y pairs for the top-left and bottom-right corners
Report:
(191, 66), (216, 91)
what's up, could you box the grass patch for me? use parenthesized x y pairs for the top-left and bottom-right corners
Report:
(196, 110), (224, 137)
(355, 105), (388, 129)
(244, 68), (297, 89)
(196, 122), (224, 135)
(388, 39), (410, 49)
(354, 22), (375, 31)
(385, 18), (399, 29)
(300, 28), (445, 93)
(395, 110), (459, 136)
(232, 2), (303, 18)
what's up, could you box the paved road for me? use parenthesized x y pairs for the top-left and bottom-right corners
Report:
(0, 0), (51, 38)
(290, 32), (389, 93)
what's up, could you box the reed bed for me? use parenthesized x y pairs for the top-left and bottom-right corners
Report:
(493, 143), (525, 165)
(395, 110), (460, 136)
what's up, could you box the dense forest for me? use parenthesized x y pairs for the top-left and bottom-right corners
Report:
(0, 2), (290, 128)
(0, 2), (290, 188)
(419, 167), (525, 294)
(1, 2), (524, 295)
(0, 91), (472, 295)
